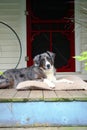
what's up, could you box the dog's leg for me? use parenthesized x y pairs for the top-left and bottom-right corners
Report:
(43, 79), (55, 88)
(0, 75), (13, 88)
(55, 78), (74, 84)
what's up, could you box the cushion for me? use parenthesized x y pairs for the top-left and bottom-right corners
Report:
(16, 76), (87, 90)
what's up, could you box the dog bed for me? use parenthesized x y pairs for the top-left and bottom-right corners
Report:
(16, 76), (87, 90)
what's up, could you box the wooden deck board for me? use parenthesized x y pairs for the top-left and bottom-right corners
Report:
(68, 90), (86, 97)
(13, 90), (30, 101)
(29, 90), (43, 101)
(0, 89), (6, 94)
(0, 89), (17, 101)
(83, 90), (87, 95)
(43, 90), (57, 101)
(0, 127), (87, 130)
(0, 89), (87, 101)
(55, 91), (72, 100)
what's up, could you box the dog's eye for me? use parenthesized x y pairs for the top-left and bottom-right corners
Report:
(48, 57), (54, 65)
(41, 59), (45, 63)
(39, 59), (45, 66)
(47, 57), (51, 62)
(20, 74), (24, 78)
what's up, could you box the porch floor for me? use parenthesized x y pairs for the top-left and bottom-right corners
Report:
(0, 127), (87, 130)
(0, 88), (87, 102)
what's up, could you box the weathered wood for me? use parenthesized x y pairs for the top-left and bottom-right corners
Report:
(29, 90), (43, 101)
(0, 89), (87, 101)
(13, 90), (30, 101)
(0, 127), (87, 130)
(0, 89), (6, 94)
(55, 91), (72, 101)
(0, 89), (17, 101)
(83, 90), (87, 95)
(0, 128), (58, 130)
(67, 90), (87, 100)
(43, 90), (57, 101)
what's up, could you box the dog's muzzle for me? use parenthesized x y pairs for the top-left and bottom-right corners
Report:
(46, 64), (51, 69)
(45, 59), (52, 69)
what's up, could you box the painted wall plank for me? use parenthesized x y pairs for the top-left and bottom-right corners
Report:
(1, 46), (20, 51)
(0, 58), (19, 63)
(0, 52), (19, 58)
(0, 64), (17, 70)
(0, 0), (26, 71)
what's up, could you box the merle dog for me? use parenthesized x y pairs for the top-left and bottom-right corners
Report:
(0, 51), (56, 88)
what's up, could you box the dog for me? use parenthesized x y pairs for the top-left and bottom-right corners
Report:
(33, 51), (73, 88)
(33, 51), (56, 88)
(0, 51), (73, 89)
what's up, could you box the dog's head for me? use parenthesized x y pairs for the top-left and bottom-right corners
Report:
(33, 51), (55, 70)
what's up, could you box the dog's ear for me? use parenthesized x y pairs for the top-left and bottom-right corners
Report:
(47, 51), (55, 63)
(33, 54), (41, 66)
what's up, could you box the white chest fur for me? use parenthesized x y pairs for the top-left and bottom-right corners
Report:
(43, 66), (56, 81)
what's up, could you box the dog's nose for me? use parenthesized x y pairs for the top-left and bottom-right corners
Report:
(47, 64), (50, 69)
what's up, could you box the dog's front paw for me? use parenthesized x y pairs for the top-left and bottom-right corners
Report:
(56, 79), (74, 84)
(64, 79), (74, 84)
(62, 79), (74, 84)
(49, 82), (55, 89)
(44, 79), (55, 89)
(66, 80), (74, 84)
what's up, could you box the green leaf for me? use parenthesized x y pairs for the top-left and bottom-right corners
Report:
(81, 51), (87, 55)
(74, 56), (84, 61)
(84, 62), (87, 65)
(84, 65), (87, 70)
(80, 57), (87, 61)
(0, 71), (3, 75)
(74, 51), (87, 71)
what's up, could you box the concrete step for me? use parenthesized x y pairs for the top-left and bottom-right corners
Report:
(0, 102), (87, 127)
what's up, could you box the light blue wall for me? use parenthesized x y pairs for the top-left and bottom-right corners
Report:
(0, 101), (87, 126)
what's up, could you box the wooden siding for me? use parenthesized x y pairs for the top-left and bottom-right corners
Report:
(75, 0), (87, 74)
(0, 0), (26, 72)
(80, 0), (87, 73)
